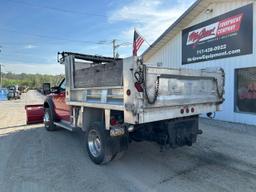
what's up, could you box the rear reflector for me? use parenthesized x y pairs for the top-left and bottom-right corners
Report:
(126, 89), (131, 96)
(110, 118), (118, 126)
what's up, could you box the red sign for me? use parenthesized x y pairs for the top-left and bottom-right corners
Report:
(187, 13), (243, 45)
(217, 13), (243, 36)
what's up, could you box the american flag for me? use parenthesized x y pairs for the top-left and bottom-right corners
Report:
(133, 30), (145, 56)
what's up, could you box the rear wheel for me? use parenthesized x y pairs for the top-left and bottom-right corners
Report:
(86, 122), (115, 164)
(85, 123), (129, 164)
(44, 108), (57, 131)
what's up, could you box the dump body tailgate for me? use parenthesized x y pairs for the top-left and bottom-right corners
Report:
(143, 67), (224, 108)
(123, 57), (225, 124)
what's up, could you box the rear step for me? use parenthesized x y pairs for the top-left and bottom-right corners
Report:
(54, 121), (76, 131)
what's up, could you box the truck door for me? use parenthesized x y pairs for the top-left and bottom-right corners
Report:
(52, 79), (70, 122)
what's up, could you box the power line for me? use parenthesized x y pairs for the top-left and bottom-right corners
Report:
(8, 0), (108, 18)
(0, 40), (132, 46)
(0, 41), (117, 46)
(0, 52), (50, 57)
(0, 27), (133, 46)
(0, 41), (72, 45)
(0, 50), (118, 59)
(0, 27), (113, 45)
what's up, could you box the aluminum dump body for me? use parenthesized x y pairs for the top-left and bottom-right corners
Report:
(61, 53), (224, 125)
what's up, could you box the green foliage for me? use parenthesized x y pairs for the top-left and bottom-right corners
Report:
(1, 72), (64, 89)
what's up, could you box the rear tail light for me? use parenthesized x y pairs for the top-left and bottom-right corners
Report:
(134, 82), (143, 92)
(181, 107), (194, 114)
(110, 118), (118, 126)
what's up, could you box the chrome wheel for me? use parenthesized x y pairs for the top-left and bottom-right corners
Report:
(44, 111), (50, 127)
(88, 130), (102, 158)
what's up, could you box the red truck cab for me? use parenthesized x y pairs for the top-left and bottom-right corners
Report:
(50, 79), (70, 122)
(41, 78), (71, 130)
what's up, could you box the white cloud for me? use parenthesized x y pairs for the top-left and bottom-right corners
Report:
(3, 63), (64, 75)
(24, 44), (38, 49)
(109, 0), (195, 44)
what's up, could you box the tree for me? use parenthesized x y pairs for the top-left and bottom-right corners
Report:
(2, 72), (64, 89)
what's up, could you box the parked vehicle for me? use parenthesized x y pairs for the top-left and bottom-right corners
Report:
(26, 52), (225, 164)
(18, 86), (27, 94)
(0, 88), (8, 101)
(7, 86), (20, 100)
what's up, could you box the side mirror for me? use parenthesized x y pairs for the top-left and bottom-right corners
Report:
(50, 86), (59, 94)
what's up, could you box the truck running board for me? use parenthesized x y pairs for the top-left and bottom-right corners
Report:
(54, 121), (76, 132)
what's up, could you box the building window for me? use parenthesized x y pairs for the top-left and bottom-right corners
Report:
(235, 67), (256, 114)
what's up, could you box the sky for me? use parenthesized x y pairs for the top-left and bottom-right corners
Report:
(0, 0), (195, 74)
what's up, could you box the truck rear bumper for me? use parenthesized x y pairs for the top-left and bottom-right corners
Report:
(130, 115), (202, 148)
(25, 104), (44, 124)
(138, 103), (220, 124)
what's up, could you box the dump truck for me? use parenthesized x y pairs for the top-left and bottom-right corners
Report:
(26, 52), (225, 164)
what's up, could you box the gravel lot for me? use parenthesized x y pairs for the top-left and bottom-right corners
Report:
(0, 90), (256, 192)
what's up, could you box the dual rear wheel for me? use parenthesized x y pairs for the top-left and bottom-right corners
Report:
(43, 108), (126, 164)
(86, 122), (127, 164)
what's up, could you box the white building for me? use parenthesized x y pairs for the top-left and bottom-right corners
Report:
(143, 0), (256, 125)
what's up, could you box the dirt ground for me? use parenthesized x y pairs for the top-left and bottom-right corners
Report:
(0, 90), (256, 192)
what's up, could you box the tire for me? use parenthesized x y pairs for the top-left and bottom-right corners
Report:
(44, 108), (57, 131)
(85, 122), (115, 165)
(112, 151), (125, 161)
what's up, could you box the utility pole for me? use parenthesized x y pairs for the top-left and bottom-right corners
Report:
(0, 64), (2, 88)
(112, 39), (132, 58)
(112, 39), (117, 58)
(0, 47), (2, 88)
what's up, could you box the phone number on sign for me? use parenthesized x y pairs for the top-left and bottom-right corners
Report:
(196, 44), (227, 55)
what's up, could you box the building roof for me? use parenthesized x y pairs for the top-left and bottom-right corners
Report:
(142, 0), (239, 61)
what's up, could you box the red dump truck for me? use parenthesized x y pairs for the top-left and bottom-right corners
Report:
(26, 52), (225, 164)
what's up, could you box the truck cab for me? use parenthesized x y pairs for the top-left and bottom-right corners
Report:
(51, 79), (70, 121)
(43, 79), (70, 129)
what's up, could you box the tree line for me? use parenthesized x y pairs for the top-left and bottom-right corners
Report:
(1, 72), (64, 89)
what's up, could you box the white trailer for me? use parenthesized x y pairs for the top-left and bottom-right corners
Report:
(43, 52), (225, 164)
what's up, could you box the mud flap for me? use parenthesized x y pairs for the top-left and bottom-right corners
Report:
(25, 104), (44, 124)
(167, 115), (200, 148)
